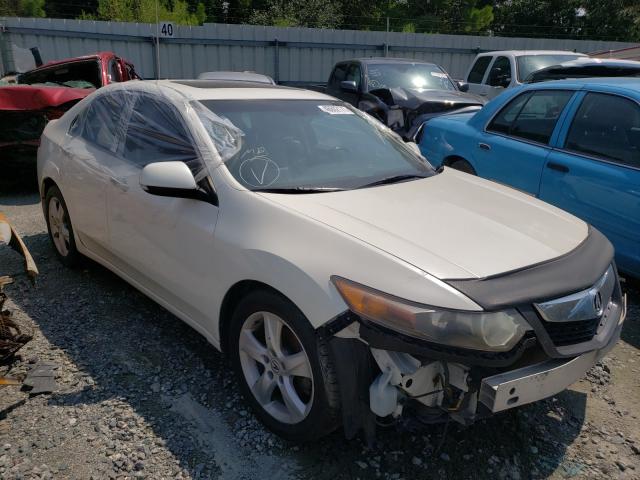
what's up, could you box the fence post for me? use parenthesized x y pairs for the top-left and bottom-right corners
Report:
(384, 16), (389, 56)
(0, 24), (10, 76)
(152, 36), (160, 79)
(274, 38), (280, 83)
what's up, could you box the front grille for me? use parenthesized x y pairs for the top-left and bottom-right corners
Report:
(541, 318), (600, 346)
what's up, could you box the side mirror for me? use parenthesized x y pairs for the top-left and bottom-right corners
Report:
(140, 161), (201, 200)
(457, 81), (469, 92)
(340, 80), (358, 93)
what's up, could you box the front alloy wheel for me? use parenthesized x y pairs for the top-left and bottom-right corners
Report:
(229, 290), (340, 441)
(239, 311), (313, 424)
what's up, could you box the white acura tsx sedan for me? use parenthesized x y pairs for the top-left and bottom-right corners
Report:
(37, 80), (626, 442)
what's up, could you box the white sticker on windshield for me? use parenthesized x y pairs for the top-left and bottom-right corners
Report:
(318, 105), (354, 115)
(430, 72), (448, 78)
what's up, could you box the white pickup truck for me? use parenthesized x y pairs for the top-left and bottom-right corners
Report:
(464, 50), (586, 99)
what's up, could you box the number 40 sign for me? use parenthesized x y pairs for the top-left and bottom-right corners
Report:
(158, 22), (174, 38)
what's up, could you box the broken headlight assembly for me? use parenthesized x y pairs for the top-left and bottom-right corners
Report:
(332, 277), (531, 352)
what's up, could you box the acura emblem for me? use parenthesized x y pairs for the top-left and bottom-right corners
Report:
(593, 291), (603, 316)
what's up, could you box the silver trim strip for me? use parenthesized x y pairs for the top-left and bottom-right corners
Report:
(479, 350), (597, 412)
(534, 265), (615, 323)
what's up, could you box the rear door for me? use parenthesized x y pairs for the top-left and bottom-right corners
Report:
(475, 89), (576, 194)
(540, 91), (640, 275)
(62, 92), (129, 251)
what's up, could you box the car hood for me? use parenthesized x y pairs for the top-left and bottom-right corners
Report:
(263, 169), (588, 280)
(385, 87), (486, 110)
(0, 84), (94, 111)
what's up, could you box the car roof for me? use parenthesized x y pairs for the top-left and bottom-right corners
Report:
(553, 57), (640, 67)
(476, 50), (586, 57)
(197, 71), (275, 84)
(526, 76), (640, 91)
(342, 57), (438, 66)
(111, 79), (336, 101)
(31, 52), (116, 71)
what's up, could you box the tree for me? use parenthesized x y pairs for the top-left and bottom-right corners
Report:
(492, 0), (640, 41)
(249, 0), (343, 28)
(0, 0), (46, 17)
(85, 0), (206, 25)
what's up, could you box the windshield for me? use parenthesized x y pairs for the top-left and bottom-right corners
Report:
(196, 99), (434, 191)
(516, 54), (584, 82)
(366, 63), (456, 91)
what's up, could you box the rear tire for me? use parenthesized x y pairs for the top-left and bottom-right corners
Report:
(44, 185), (80, 267)
(228, 290), (340, 442)
(449, 158), (476, 175)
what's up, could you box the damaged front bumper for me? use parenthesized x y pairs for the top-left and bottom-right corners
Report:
(479, 294), (624, 413)
(325, 287), (626, 440)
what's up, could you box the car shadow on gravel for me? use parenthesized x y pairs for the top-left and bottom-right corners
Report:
(620, 279), (640, 350)
(3, 231), (593, 479)
(0, 150), (39, 195)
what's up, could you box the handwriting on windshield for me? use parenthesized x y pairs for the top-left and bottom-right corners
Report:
(239, 147), (281, 187)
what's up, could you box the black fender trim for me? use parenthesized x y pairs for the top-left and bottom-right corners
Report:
(445, 227), (614, 310)
(325, 336), (377, 445)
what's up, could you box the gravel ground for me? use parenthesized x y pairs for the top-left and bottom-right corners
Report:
(1, 184), (639, 480)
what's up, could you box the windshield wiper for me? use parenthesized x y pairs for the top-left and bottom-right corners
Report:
(357, 174), (428, 189)
(253, 186), (344, 194)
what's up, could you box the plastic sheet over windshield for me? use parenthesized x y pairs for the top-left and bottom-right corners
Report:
(194, 99), (434, 191)
(62, 82), (241, 183)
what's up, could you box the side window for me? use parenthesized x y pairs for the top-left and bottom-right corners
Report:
(566, 93), (640, 168)
(488, 90), (574, 144)
(81, 94), (123, 152)
(487, 92), (532, 135)
(346, 64), (362, 90)
(123, 95), (200, 171)
(487, 56), (512, 87)
(510, 90), (574, 144)
(108, 59), (121, 83)
(68, 112), (82, 136)
(329, 64), (347, 88)
(467, 56), (492, 84)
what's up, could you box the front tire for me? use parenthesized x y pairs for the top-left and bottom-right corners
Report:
(229, 290), (340, 441)
(45, 185), (80, 267)
(449, 158), (477, 175)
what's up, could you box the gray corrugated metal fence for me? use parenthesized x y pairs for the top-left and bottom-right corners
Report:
(1, 17), (638, 80)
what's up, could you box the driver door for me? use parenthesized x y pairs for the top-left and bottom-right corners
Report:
(105, 92), (220, 330)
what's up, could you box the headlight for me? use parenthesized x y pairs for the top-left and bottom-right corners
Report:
(332, 277), (531, 352)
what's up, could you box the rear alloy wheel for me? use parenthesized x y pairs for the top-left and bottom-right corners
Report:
(229, 290), (340, 441)
(45, 186), (80, 266)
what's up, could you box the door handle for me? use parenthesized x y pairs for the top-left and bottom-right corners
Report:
(478, 142), (491, 151)
(546, 162), (569, 173)
(110, 176), (129, 191)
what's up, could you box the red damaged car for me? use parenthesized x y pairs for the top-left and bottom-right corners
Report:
(0, 51), (138, 155)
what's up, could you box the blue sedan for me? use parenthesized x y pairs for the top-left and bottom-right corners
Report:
(418, 78), (640, 277)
